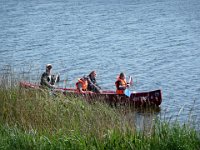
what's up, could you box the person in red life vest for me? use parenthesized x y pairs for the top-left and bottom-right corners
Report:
(115, 72), (130, 94)
(76, 76), (89, 93)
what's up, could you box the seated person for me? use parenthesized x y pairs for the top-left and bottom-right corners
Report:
(40, 64), (60, 89)
(115, 72), (129, 94)
(76, 76), (89, 93)
(87, 71), (101, 93)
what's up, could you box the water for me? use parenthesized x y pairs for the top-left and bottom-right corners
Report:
(0, 0), (200, 128)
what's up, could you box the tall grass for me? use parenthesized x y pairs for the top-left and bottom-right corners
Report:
(0, 87), (130, 136)
(0, 73), (199, 149)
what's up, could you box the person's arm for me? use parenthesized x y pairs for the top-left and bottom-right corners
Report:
(118, 81), (126, 90)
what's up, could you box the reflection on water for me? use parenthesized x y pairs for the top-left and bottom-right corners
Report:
(117, 106), (161, 131)
(120, 104), (199, 131)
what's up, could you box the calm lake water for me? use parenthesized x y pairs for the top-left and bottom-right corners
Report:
(0, 0), (200, 128)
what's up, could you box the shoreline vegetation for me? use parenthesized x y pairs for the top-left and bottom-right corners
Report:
(0, 72), (200, 149)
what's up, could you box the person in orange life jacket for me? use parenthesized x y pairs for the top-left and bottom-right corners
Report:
(40, 64), (60, 89)
(76, 76), (89, 93)
(87, 71), (102, 93)
(115, 72), (130, 94)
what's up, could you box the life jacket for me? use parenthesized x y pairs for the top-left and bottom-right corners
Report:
(76, 78), (88, 91)
(115, 78), (127, 94)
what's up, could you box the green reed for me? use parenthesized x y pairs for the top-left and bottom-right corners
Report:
(0, 84), (132, 136)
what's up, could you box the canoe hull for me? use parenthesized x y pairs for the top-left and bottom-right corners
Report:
(19, 81), (162, 107)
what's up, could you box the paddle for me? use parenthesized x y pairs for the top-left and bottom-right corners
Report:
(128, 76), (133, 86)
(53, 68), (70, 88)
(54, 73), (60, 83)
(124, 76), (133, 97)
(87, 76), (102, 93)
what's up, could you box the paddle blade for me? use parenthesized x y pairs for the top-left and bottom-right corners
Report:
(128, 76), (133, 86)
(124, 89), (131, 97)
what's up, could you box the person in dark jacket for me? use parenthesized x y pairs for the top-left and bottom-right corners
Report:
(87, 71), (101, 93)
(40, 64), (60, 89)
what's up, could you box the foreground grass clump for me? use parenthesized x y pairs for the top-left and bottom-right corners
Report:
(0, 86), (200, 150)
(0, 122), (199, 150)
(0, 87), (127, 137)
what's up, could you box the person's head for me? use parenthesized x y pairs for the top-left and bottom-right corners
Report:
(89, 71), (96, 78)
(119, 72), (125, 80)
(46, 64), (52, 73)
